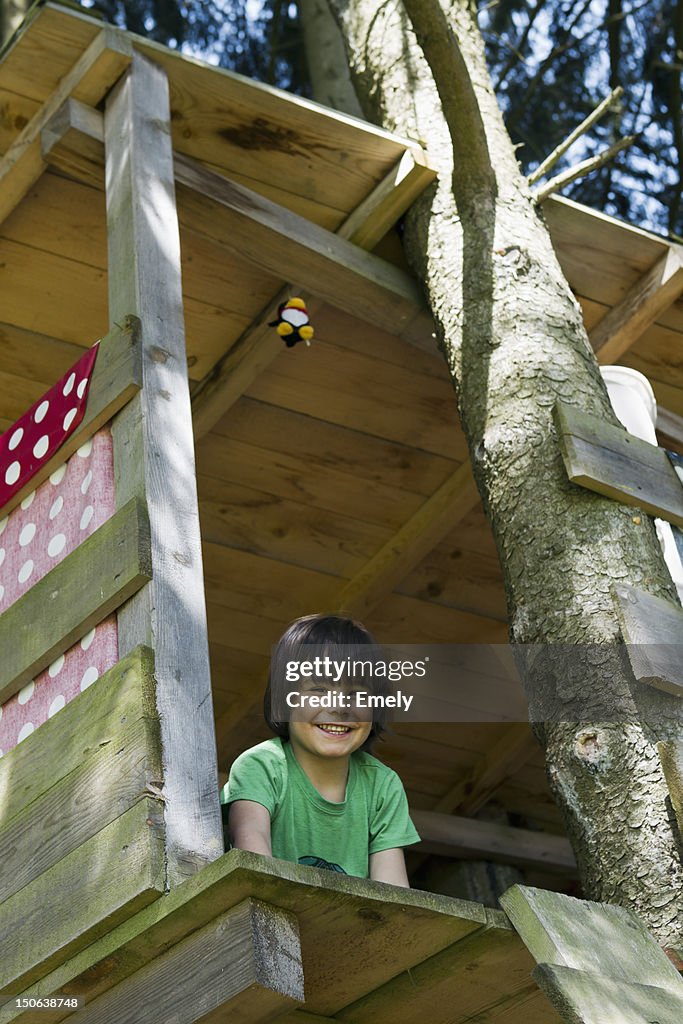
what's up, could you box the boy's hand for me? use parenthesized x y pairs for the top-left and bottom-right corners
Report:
(369, 848), (410, 887)
(228, 800), (273, 856)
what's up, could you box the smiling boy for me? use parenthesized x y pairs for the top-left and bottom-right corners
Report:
(221, 614), (420, 885)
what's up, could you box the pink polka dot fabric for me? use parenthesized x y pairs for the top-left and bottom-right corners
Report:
(0, 429), (119, 758)
(0, 343), (99, 511)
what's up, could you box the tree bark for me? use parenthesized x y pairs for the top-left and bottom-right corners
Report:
(297, 0), (364, 116)
(326, 0), (683, 949)
(0, 0), (30, 49)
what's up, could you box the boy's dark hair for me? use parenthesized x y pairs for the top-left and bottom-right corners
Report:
(264, 613), (387, 751)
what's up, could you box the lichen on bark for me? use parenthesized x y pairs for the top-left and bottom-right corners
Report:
(327, 0), (683, 948)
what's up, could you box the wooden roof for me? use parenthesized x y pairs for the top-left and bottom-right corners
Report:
(2, 1), (683, 883)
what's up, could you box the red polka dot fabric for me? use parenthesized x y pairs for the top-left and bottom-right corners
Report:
(0, 343), (99, 512)
(0, 429), (118, 758)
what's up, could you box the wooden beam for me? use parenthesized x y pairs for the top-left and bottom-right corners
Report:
(591, 247), (683, 363)
(337, 147), (436, 250)
(174, 151), (432, 346)
(613, 583), (683, 697)
(0, 27), (131, 228)
(71, 899), (304, 1024)
(554, 400), (683, 526)
(335, 461), (479, 619)
(411, 810), (576, 872)
(0, 498), (151, 705)
(104, 54), (224, 884)
(42, 95), (105, 190)
(0, 318), (141, 520)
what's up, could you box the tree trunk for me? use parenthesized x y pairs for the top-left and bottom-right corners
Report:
(326, 0), (683, 950)
(297, 0), (364, 116)
(0, 0), (30, 50)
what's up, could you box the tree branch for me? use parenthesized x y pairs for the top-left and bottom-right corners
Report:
(402, 0), (495, 198)
(528, 85), (623, 185)
(533, 135), (635, 202)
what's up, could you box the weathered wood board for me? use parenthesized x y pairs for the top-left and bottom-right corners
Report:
(3, 851), (489, 1021)
(0, 647), (161, 904)
(500, 885), (683, 991)
(69, 900), (304, 1024)
(336, 916), (560, 1024)
(0, 798), (165, 995)
(613, 584), (683, 697)
(533, 963), (683, 1024)
(0, 498), (152, 703)
(554, 401), (683, 527)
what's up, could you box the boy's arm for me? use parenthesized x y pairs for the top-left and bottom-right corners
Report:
(369, 847), (410, 887)
(228, 800), (273, 856)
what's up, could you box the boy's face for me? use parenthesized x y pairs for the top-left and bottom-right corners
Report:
(288, 681), (372, 760)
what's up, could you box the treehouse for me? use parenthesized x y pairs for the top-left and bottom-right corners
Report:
(1, 3), (683, 1023)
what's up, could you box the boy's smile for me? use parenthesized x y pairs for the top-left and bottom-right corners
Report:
(289, 711), (372, 760)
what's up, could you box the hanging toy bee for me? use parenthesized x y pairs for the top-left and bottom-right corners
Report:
(269, 296), (315, 348)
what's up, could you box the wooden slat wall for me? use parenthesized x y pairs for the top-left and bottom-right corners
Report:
(0, 646), (165, 993)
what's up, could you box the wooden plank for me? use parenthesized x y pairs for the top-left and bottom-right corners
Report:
(0, 798), (165, 994)
(591, 247), (683, 363)
(0, 6), (101, 103)
(132, 31), (428, 217)
(0, 317), (142, 519)
(553, 400), (683, 526)
(198, 475), (392, 578)
(0, 715), (161, 905)
(543, 194), (674, 311)
(195, 434), (430, 531)
(71, 899), (303, 1024)
(500, 884), (683, 991)
(245, 338), (462, 457)
(335, 462), (479, 619)
(658, 740), (683, 835)
(0, 322), (83, 387)
(0, 235), (108, 345)
(336, 918), (558, 1024)
(104, 54), (223, 883)
(213, 397), (457, 497)
(533, 963), (683, 1024)
(174, 153), (432, 348)
(411, 811), (576, 872)
(0, 27), (131, 228)
(0, 645), (155, 826)
(1, 850), (486, 1019)
(0, 498), (151, 704)
(613, 584), (683, 697)
(337, 147), (436, 250)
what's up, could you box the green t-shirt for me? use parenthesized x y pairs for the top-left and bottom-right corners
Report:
(221, 737), (420, 878)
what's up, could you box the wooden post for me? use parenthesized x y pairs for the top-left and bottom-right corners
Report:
(104, 53), (223, 884)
